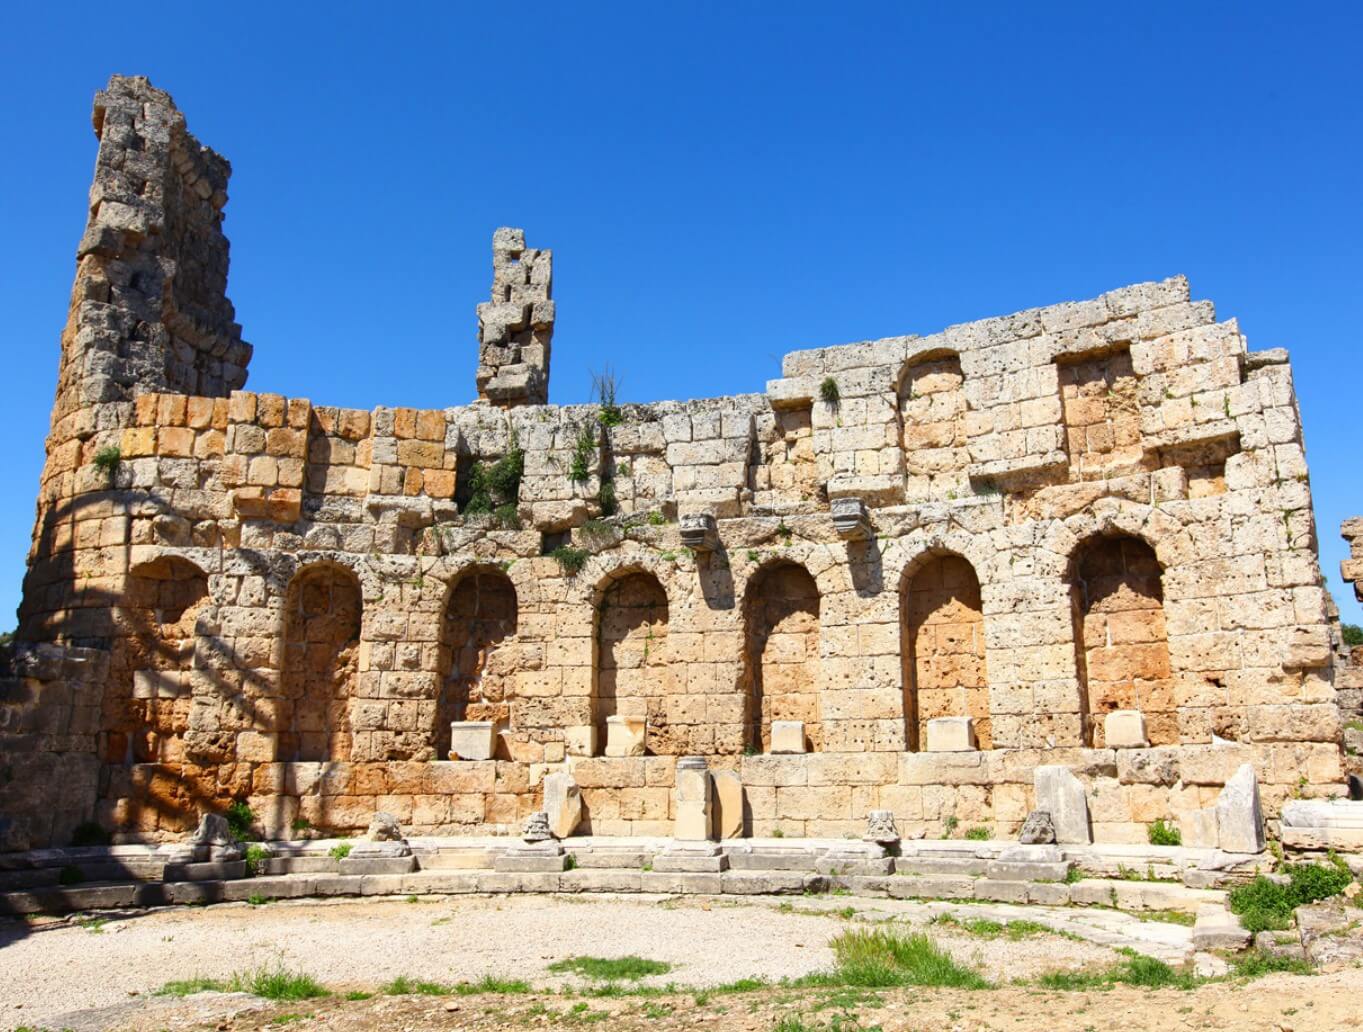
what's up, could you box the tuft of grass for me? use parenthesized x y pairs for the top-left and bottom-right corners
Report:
(549, 955), (672, 981)
(963, 826), (989, 841)
(935, 915), (1052, 941)
(1148, 818), (1182, 846)
(155, 976), (228, 997)
(382, 975), (452, 996)
(825, 928), (990, 989)
(550, 545), (590, 576)
(157, 967), (329, 1002)
(246, 894), (272, 906)
(343, 990), (374, 1000)
(819, 377), (840, 406)
(453, 975), (532, 995)
(233, 966), (330, 1001)
(1228, 949), (1313, 978)
(1037, 951), (1196, 991)
(328, 842), (353, 860)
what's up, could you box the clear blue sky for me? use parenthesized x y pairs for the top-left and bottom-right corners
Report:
(1, 3), (1359, 625)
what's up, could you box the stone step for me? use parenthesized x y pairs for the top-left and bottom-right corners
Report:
(894, 857), (988, 877)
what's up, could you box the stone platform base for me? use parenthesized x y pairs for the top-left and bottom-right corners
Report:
(0, 835), (1265, 918)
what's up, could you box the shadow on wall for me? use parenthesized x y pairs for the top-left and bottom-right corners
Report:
(743, 560), (821, 753)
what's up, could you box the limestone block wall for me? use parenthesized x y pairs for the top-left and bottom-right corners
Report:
(0, 75), (1347, 850)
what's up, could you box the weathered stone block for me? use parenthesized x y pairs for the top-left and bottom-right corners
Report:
(770, 721), (807, 754)
(605, 716), (646, 758)
(926, 717), (976, 753)
(1035, 766), (1091, 844)
(1214, 763), (1265, 854)
(1104, 710), (1149, 749)
(448, 721), (497, 762)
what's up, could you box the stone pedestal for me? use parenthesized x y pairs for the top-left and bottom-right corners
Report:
(564, 725), (596, 758)
(1104, 710), (1149, 749)
(543, 772), (582, 839)
(1035, 765), (1091, 844)
(926, 717), (976, 753)
(604, 715), (646, 757)
(449, 720), (498, 761)
(770, 720), (807, 754)
(674, 756), (713, 841)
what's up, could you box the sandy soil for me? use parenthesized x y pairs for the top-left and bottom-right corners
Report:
(3, 894), (1119, 1026)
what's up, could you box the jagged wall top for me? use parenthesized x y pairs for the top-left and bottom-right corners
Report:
(59, 74), (251, 422)
(475, 227), (553, 407)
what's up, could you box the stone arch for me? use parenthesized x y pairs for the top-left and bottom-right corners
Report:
(743, 559), (822, 753)
(900, 551), (990, 750)
(593, 568), (671, 754)
(1068, 533), (1174, 746)
(104, 556), (210, 765)
(280, 562), (363, 762)
(434, 565), (518, 757)
(898, 349), (969, 503)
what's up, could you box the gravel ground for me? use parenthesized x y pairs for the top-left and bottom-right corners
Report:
(1, 894), (1125, 1025)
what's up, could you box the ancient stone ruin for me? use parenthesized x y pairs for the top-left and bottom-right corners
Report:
(0, 75), (1349, 854)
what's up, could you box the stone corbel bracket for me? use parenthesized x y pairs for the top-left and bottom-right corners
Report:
(679, 512), (719, 554)
(831, 497), (872, 542)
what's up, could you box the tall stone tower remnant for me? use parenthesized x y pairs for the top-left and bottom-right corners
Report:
(475, 227), (554, 407)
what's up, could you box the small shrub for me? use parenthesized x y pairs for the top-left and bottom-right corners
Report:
(569, 424), (597, 483)
(564, 853), (578, 871)
(92, 444), (121, 480)
(597, 478), (617, 517)
(493, 502), (521, 529)
(550, 546), (590, 576)
(1148, 818), (1182, 846)
(548, 955), (672, 981)
(70, 820), (111, 847)
(290, 817), (311, 833)
(244, 844), (270, 876)
(464, 436), (526, 516)
(646, 510), (667, 526)
(344, 990), (374, 1000)
(963, 826), (989, 841)
(57, 865), (85, 886)
(1229, 860), (1352, 933)
(329, 842), (353, 860)
(224, 800), (255, 841)
(819, 377), (840, 405)
(943, 816), (959, 837)
(247, 894), (271, 906)
(1343, 623), (1363, 647)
